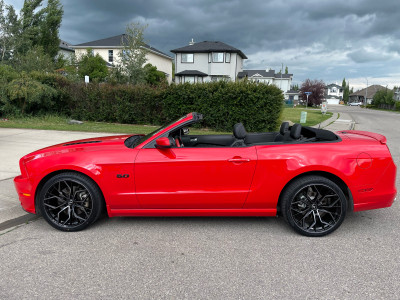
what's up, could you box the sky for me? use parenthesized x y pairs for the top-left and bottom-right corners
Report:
(6, 0), (400, 90)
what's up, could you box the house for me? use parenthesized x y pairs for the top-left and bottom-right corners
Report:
(324, 83), (343, 105)
(58, 40), (75, 59)
(72, 34), (173, 83)
(171, 40), (247, 83)
(237, 69), (293, 97)
(349, 85), (386, 105)
(286, 89), (300, 104)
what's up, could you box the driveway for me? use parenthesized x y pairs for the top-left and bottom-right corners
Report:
(0, 107), (399, 299)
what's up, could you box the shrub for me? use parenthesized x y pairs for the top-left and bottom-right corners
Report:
(0, 64), (19, 82)
(2, 78), (284, 132)
(162, 81), (284, 131)
(5, 75), (58, 114)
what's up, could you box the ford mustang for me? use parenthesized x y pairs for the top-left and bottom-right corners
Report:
(14, 112), (397, 236)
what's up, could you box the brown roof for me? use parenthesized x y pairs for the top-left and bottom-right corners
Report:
(350, 85), (387, 98)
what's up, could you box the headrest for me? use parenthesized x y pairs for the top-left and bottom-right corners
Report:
(280, 122), (289, 135)
(233, 123), (247, 139)
(290, 124), (302, 139)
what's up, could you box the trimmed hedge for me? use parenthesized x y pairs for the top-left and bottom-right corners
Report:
(162, 81), (283, 131)
(1, 73), (284, 132)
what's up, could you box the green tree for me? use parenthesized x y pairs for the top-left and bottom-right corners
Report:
(16, 0), (44, 55)
(285, 66), (288, 74)
(5, 74), (57, 114)
(119, 22), (148, 84)
(37, 0), (63, 59)
(3, 0), (63, 60)
(77, 49), (108, 82)
(342, 78), (350, 103)
(144, 63), (166, 86)
(0, 0), (18, 61)
(12, 45), (54, 72)
(372, 88), (394, 107)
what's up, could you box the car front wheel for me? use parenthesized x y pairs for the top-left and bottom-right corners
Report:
(281, 175), (347, 237)
(38, 172), (103, 231)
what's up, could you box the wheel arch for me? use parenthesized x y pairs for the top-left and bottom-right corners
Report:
(34, 169), (107, 216)
(276, 171), (353, 214)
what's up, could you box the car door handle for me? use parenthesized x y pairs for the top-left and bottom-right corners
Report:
(228, 157), (251, 163)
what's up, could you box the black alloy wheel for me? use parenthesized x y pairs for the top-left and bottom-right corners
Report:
(38, 172), (103, 231)
(281, 175), (347, 237)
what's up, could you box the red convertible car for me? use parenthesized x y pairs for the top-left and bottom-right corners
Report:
(14, 112), (396, 236)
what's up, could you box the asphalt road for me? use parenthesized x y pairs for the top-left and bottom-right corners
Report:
(0, 106), (399, 300)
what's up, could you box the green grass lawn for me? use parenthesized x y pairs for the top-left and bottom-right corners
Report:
(0, 107), (333, 134)
(0, 115), (226, 135)
(280, 107), (332, 127)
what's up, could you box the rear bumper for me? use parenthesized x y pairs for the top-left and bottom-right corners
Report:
(353, 160), (397, 212)
(14, 175), (36, 214)
(353, 189), (396, 212)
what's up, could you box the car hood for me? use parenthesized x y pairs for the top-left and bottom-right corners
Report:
(22, 134), (142, 160)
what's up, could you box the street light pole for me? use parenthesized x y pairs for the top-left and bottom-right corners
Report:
(365, 78), (368, 107)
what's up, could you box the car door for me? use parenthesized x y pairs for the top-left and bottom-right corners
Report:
(134, 146), (257, 209)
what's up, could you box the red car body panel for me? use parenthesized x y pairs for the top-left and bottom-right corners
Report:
(14, 113), (397, 217)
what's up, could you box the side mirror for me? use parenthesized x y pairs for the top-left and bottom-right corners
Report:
(182, 127), (190, 135)
(155, 137), (172, 149)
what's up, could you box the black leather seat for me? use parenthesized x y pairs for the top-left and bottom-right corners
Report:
(274, 122), (290, 141)
(231, 123), (247, 147)
(286, 123), (302, 141)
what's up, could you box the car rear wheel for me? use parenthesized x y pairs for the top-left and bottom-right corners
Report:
(38, 172), (103, 231)
(281, 175), (347, 237)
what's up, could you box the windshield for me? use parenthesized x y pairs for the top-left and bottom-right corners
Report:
(132, 115), (188, 147)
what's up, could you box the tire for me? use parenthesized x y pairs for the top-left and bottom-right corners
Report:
(38, 172), (104, 231)
(281, 175), (347, 237)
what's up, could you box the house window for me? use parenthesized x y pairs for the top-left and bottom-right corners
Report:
(181, 53), (194, 63)
(184, 76), (195, 83)
(225, 53), (231, 63)
(211, 75), (229, 82)
(212, 52), (224, 63)
(108, 50), (113, 63)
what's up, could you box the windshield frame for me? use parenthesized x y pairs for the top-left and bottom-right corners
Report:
(132, 114), (192, 148)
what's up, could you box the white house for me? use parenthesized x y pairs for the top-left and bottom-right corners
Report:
(325, 83), (343, 105)
(58, 40), (74, 59)
(72, 34), (173, 83)
(171, 40), (247, 83)
(237, 69), (293, 98)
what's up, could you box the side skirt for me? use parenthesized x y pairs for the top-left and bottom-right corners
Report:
(107, 207), (277, 217)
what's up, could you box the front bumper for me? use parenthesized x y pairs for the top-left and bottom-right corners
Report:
(14, 175), (36, 214)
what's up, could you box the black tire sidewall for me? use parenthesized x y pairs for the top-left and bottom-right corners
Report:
(281, 175), (347, 237)
(38, 172), (103, 232)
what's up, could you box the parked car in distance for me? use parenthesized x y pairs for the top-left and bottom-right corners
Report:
(349, 102), (362, 106)
(14, 112), (397, 237)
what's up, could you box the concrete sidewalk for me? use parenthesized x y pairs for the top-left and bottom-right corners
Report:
(315, 111), (355, 131)
(0, 113), (355, 232)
